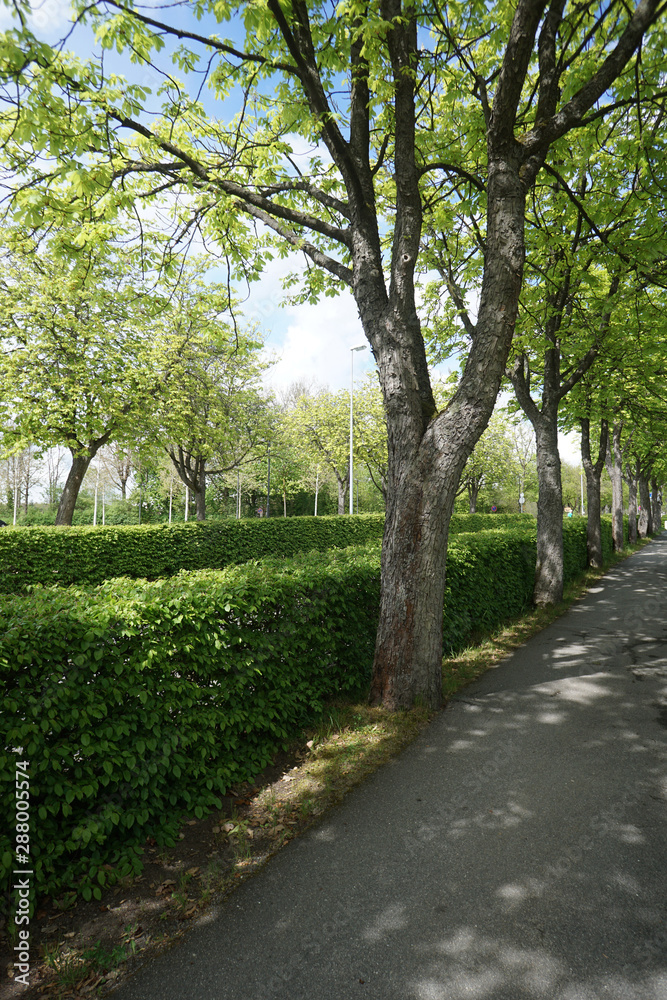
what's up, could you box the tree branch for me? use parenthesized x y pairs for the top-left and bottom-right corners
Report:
(94, 0), (300, 76)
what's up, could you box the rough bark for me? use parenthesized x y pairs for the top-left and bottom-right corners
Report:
(55, 452), (94, 525)
(368, 123), (528, 706)
(533, 417), (564, 604)
(580, 417), (608, 568)
(638, 472), (651, 537)
(606, 423), (624, 550)
(509, 347), (565, 605)
(651, 477), (661, 531)
(625, 461), (638, 544)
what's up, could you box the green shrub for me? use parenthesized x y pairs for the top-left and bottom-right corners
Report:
(0, 546), (379, 904)
(0, 515), (386, 594)
(449, 512), (534, 534)
(0, 512), (538, 595)
(442, 528), (536, 651)
(562, 518), (588, 582)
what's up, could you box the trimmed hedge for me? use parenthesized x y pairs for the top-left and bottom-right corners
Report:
(449, 512), (535, 533)
(1, 547), (380, 903)
(0, 512), (536, 594)
(0, 515), (386, 594)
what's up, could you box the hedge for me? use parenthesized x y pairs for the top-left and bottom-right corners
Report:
(0, 511), (536, 594)
(449, 512), (535, 533)
(0, 547), (380, 905)
(0, 514), (386, 594)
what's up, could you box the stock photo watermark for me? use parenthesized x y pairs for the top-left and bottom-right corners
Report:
(11, 754), (32, 988)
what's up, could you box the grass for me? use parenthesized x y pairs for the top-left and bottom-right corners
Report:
(41, 932), (138, 995)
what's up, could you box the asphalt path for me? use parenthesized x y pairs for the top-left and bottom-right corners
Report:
(111, 534), (667, 1000)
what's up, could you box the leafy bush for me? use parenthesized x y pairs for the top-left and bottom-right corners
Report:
(0, 515), (386, 594)
(442, 528), (536, 652)
(562, 518), (588, 582)
(0, 512), (538, 594)
(450, 512), (534, 534)
(0, 546), (379, 904)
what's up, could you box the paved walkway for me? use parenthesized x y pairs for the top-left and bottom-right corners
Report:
(112, 535), (667, 1000)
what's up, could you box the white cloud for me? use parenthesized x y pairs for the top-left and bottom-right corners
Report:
(263, 290), (373, 392)
(239, 252), (374, 392)
(0, 0), (73, 35)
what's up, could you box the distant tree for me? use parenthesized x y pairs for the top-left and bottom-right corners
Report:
(288, 390), (351, 515)
(0, 232), (187, 524)
(150, 281), (274, 521)
(457, 412), (517, 514)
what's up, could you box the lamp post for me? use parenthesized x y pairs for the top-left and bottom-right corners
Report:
(266, 444), (271, 518)
(93, 464), (99, 526)
(349, 343), (368, 515)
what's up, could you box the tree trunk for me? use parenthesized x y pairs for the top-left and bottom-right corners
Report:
(581, 417), (607, 569)
(468, 480), (479, 514)
(195, 459), (206, 521)
(336, 476), (347, 515)
(55, 452), (94, 525)
(370, 465), (453, 710)
(195, 486), (206, 521)
(638, 473), (651, 537)
(533, 416), (564, 605)
(607, 423), (624, 551)
(651, 477), (661, 532)
(367, 138), (527, 706)
(625, 462), (638, 544)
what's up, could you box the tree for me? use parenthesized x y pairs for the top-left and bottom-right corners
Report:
(457, 411), (517, 514)
(0, 232), (185, 524)
(508, 422), (539, 510)
(289, 389), (351, 515)
(509, 262), (620, 602)
(565, 276), (667, 554)
(99, 442), (137, 501)
(580, 415), (609, 566)
(1, 1), (664, 706)
(149, 279), (273, 521)
(353, 376), (389, 506)
(43, 446), (67, 506)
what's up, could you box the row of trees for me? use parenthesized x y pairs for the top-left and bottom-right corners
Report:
(1, 0), (666, 708)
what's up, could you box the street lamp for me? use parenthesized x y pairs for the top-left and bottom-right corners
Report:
(349, 343), (368, 515)
(266, 443), (271, 518)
